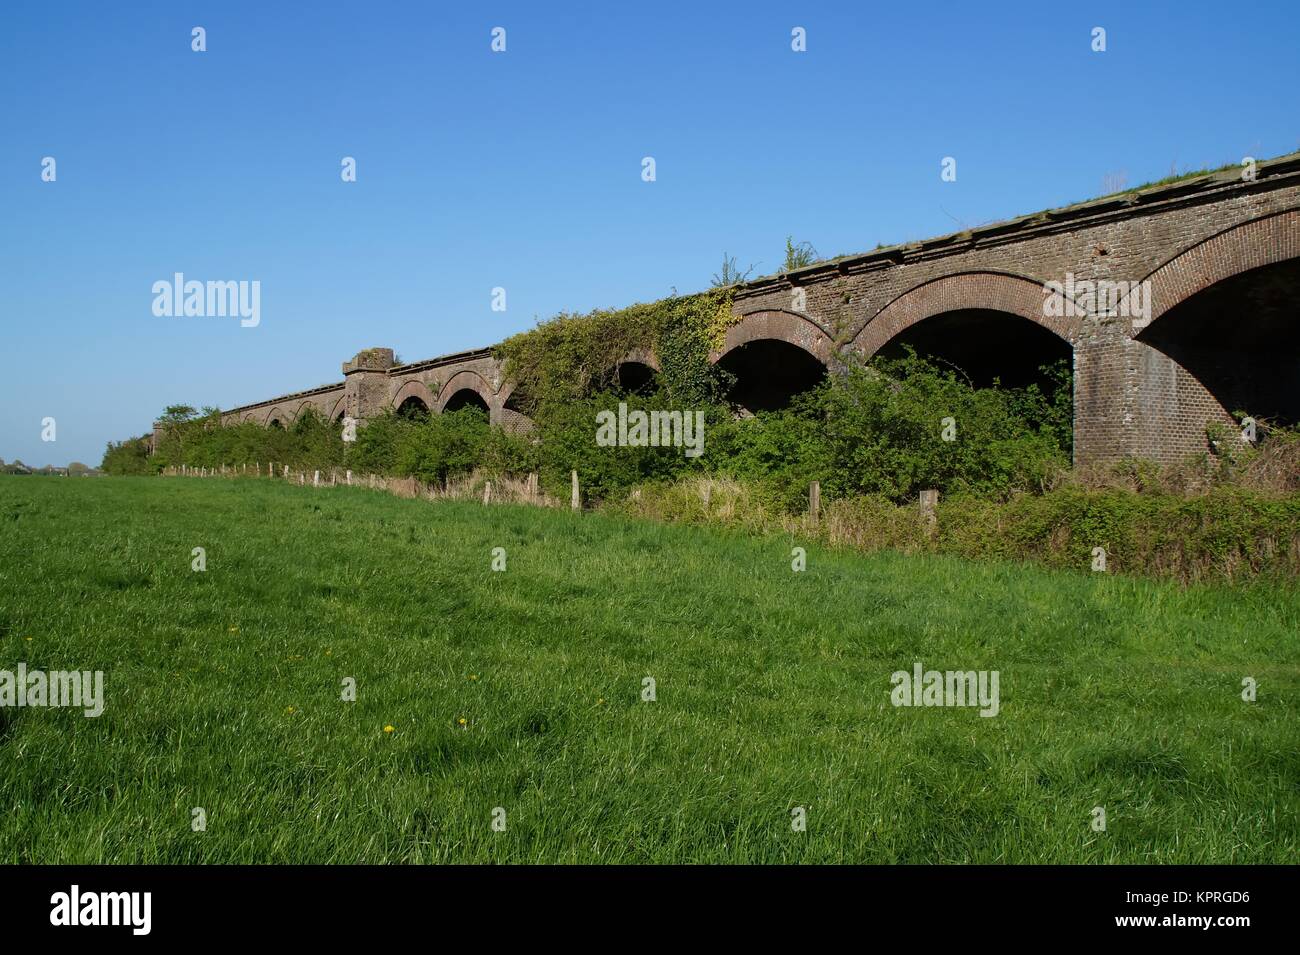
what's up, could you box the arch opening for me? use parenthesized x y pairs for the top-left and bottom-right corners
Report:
(1137, 258), (1300, 426)
(613, 360), (659, 395)
(503, 389), (529, 414)
(396, 395), (431, 421)
(442, 388), (490, 414)
(716, 339), (827, 413)
(876, 308), (1071, 391)
(268, 418), (284, 430)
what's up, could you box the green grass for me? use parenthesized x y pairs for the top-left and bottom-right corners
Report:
(0, 475), (1296, 864)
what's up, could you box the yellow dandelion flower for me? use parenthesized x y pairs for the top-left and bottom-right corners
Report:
(285, 706), (296, 715)
(383, 725), (395, 734)
(228, 626), (238, 633)
(468, 674), (478, 681)
(457, 717), (467, 727)
(598, 698), (605, 705)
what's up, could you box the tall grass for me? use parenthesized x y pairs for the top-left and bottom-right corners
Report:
(0, 475), (1296, 863)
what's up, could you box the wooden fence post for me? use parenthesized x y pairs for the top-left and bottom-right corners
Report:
(571, 470), (580, 511)
(346, 470), (352, 486)
(483, 481), (492, 505)
(809, 480), (821, 526)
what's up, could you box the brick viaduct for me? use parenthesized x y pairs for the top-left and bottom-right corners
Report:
(191, 153), (1300, 466)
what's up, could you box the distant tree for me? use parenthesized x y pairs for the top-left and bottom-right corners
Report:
(155, 405), (200, 461)
(782, 236), (819, 272)
(100, 438), (153, 475)
(711, 253), (755, 288)
(160, 405), (199, 425)
(68, 462), (89, 474)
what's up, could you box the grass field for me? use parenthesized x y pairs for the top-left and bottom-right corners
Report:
(0, 475), (1296, 864)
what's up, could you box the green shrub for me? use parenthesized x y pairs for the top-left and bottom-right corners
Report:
(530, 390), (705, 502)
(393, 406), (491, 485)
(815, 353), (1070, 502)
(101, 436), (155, 475)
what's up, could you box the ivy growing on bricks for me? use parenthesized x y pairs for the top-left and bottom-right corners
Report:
(493, 288), (738, 413)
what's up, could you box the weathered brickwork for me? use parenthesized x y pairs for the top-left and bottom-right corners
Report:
(220, 348), (507, 428)
(204, 154), (1300, 466)
(731, 156), (1300, 464)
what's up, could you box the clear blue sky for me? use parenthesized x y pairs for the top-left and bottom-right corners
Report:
(2, 0), (1297, 467)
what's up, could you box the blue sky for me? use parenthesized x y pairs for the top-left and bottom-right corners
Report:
(2, 0), (1297, 467)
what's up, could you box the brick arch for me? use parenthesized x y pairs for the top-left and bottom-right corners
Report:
(391, 379), (437, 414)
(620, 347), (661, 372)
(852, 271), (1070, 357)
(496, 379), (520, 407)
(264, 406), (289, 427)
(1124, 209), (1300, 334)
(328, 394), (348, 420)
(436, 370), (495, 412)
(711, 308), (835, 365)
(606, 347), (662, 394)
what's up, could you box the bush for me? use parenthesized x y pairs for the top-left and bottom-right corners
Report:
(101, 436), (155, 475)
(394, 406), (491, 486)
(820, 486), (1300, 584)
(815, 353), (1070, 502)
(705, 395), (831, 512)
(530, 390), (705, 502)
